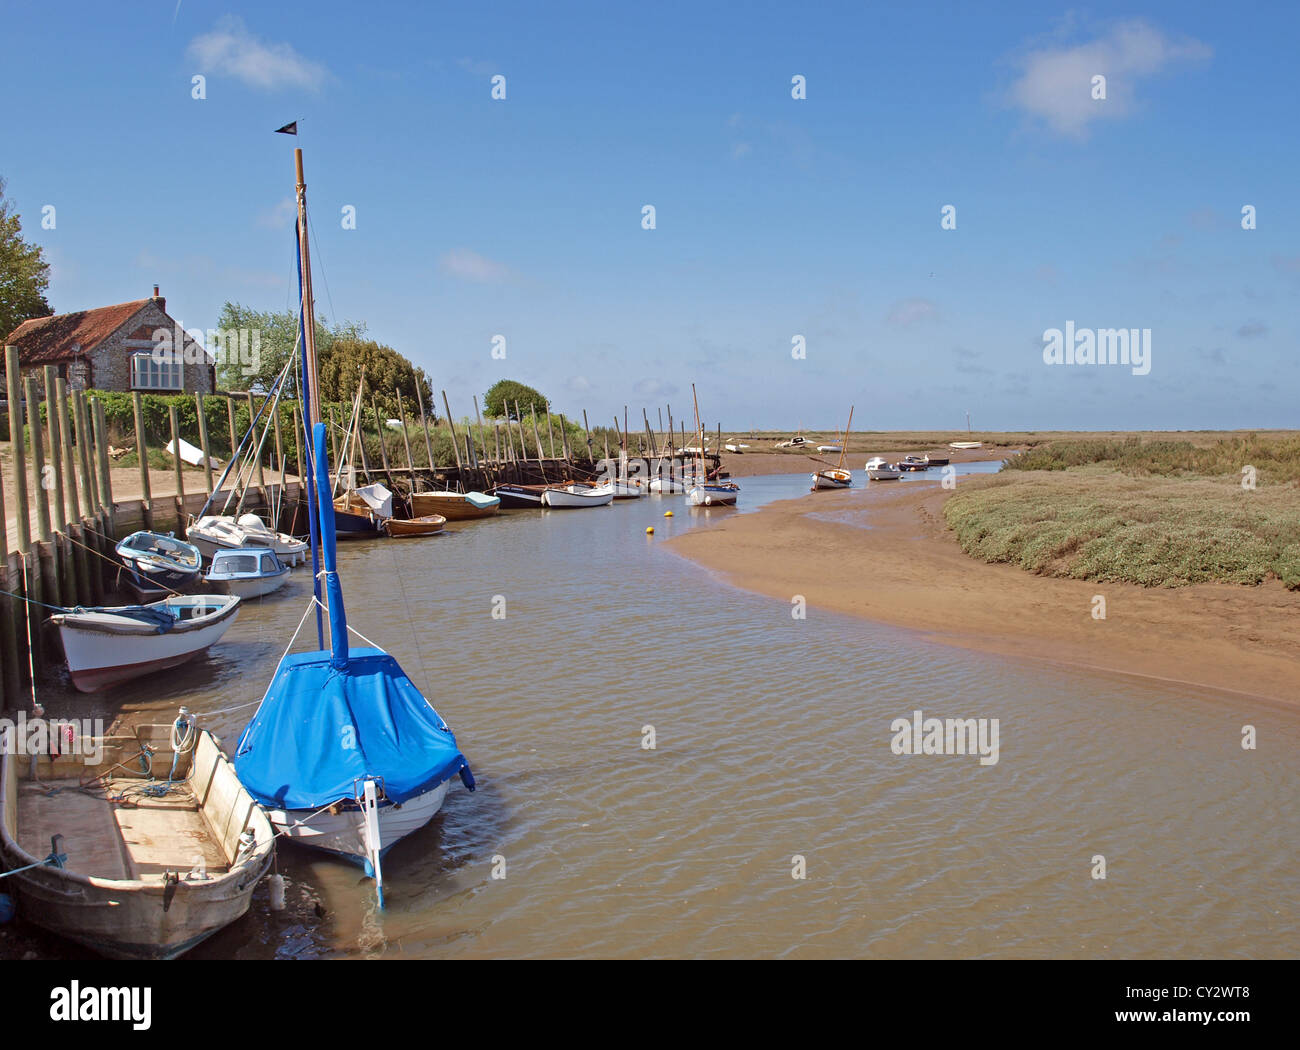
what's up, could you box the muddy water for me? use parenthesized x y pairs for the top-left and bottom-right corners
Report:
(32, 464), (1300, 958)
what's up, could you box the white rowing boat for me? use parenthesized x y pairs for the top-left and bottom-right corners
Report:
(188, 513), (308, 566)
(48, 595), (240, 693)
(542, 483), (615, 507)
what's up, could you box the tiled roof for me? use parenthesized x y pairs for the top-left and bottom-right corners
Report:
(4, 299), (151, 365)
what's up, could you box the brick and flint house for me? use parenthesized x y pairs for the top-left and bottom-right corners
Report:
(3, 286), (215, 395)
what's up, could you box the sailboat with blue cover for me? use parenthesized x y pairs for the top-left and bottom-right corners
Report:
(232, 148), (474, 904)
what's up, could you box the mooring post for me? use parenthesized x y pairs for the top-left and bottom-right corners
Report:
(396, 389), (415, 484)
(225, 394), (238, 459)
(132, 390), (153, 529)
(92, 398), (115, 538)
(169, 405), (186, 528)
(414, 382), (435, 477)
(195, 392), (214, 495)
(245, 392), (267, 500)
(442, 391), (464, 477)
(44, 368), (76, 606)
(71, 390), (104, 603)
(55, 379), (88, 605)
(7, 357), (40, 670)
(0, 441), (21, 709)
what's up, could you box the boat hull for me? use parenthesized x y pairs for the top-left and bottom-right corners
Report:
(492, 484), (546, 508)
(648, 477), (687, 494)
(49, 596), (240, 693)
(381, 515), (446, 537)
(811, 469), (852, 490)
(688, 484), (739, 506)
(542, 484), (614, 508)
(188, 515), (308, 565)
(409, 492), (501, 520)
(267, 781), (450, 861)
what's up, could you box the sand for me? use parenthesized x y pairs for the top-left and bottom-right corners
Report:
(666, 475), (1300, 707)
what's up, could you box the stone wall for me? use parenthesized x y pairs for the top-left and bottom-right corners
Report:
(85, 301), (214, 394)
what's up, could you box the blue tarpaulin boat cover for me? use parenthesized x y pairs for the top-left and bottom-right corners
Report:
(233, 646), (470, 810)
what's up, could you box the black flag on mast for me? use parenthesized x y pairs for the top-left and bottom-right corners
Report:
(274, 121), (298, 135)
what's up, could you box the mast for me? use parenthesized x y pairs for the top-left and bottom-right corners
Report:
(294, 147), (324, 647)
(836, 406), (854, 471)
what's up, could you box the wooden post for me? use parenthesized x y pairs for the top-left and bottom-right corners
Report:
(43, 368), (75, 606)
(529, 403), (546, 482)
(396, 389), (415, 482)
(132, 391), (153, 529)
(370, 394), (393, 485)
(328, 408), (341, 472)
(93, 398), (115, 536)
(72, 391), (103, 603)
(0, 423), (20, 708)
(272, 400), (286, 501)
(73, 389), (96, 516)
(169, 405), (186, 526)
(8, 356), (39, 668)
(414, 382), (435, 474)
(442, 390), (464, 478)
(582, 410), (593, 466)
(24, 376), (52, 545)
(245, 392), (267, 497)
(56, 378), (87, 604)
(545, 405), (556, 460)
(226, 394), (238, 458)
(195, 392), (214, 495)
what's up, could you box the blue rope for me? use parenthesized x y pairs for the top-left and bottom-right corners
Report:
(0, 587), (69, 613)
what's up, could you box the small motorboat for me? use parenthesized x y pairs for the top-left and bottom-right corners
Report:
(811, 468), (853, 490)
(47, 594), (240, 693)
(865, 457), (904, 481)
(688, 481), (740, 506)
(899, 456), (929, 472)
(649, 476), (687, 494)
(775, 435), (807, 449)
(409, 490), (501, 521)
(492, 483), (548, 508)
(542, 483), (615, 508)
(114, 531), (203, 601)
(0, 715), (275, 960)
(206, 547), (291, 599)
(188, 513), (308, 565)
(924, 454), (950, 466)
(381, 514), (447, 537)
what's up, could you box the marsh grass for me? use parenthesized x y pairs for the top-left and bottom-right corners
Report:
(945, 438), (1300, 589)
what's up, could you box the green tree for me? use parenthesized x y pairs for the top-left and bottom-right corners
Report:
(213, 301), (366, 391)
(485, 379), (548, 420)
(0, 177), (53, 340)
(319, 336), (433, 417)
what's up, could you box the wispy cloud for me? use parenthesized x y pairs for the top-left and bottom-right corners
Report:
(885, 298), (939, 326)
(1236, 321), (1268, 339)
(456, 57), (498, 76)
(437, 248), (511, 283)
(255, 197), (297, 230)
(188, 16), (329, 91)
(1003, 19), (1210, 139)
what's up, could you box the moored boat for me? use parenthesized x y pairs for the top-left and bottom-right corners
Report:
(48, 594), (241, 693)
(865, 457), (904, 480)
(811, 468), (853, 490)
(492, 483), (548, 508)
(924, 454), (949, 466)
(611, 479), (645, 499)
(899, 455), (929, 472)
(688, 481), (740, 506)
(188, 513), (308, 565)
(381, 514), (447, 537)
(949, 441), (983, 451)
(0, 717), (275, 960)
(206, 547), (291, 599)
(649, 476), (687, 494)
(409, 490), (501, 520)
(542, 482), (614, 507)
(114, 531), (203, 601)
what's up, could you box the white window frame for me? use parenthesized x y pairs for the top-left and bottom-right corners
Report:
(131, 349), (183, 391)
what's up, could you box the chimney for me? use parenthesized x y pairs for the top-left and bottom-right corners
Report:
(151, 284), (165, 313)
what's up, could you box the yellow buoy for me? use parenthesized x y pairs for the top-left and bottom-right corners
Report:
(664, 510), (674, 518)
(646, 526), (655, 535)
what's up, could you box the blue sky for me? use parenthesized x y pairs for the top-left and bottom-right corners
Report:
(2, 1), (1296, 430)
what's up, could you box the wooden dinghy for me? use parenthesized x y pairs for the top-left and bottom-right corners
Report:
(0, 717), (275, 959)
(48, 595), (240, 693)
(381, 514), (447, 537)
(409, 490), (501, 521)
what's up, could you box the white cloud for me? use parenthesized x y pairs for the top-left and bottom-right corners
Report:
(885, 298), (938, 326)
(255, 197), (297, 230)
(437, 249), (511, 283)
(1005, 20), (1210, 139)
(188, 16), (329, 91)
(456, 57), (498, 76)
